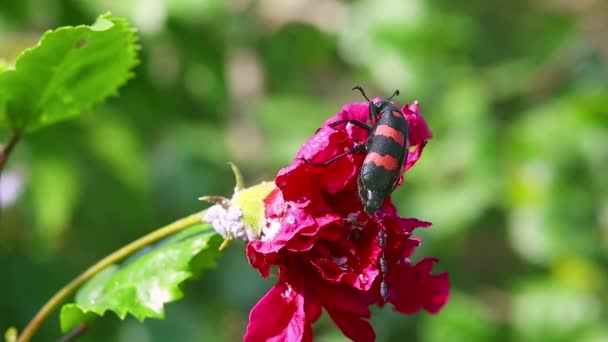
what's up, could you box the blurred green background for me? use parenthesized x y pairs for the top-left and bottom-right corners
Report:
(1, 0), (607, 341)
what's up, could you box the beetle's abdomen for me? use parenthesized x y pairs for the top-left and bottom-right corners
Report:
(358, 109), (409, 213)
(364, 109), (408, 174)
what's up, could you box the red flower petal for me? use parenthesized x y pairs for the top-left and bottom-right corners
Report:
(244, 279), (310, 342)
(386, 258), (450, 315)
(251, 204), (318, 255)
(403, 101), (431, 148)
(279, 129), (359, 200)
(325, 102), (370, 142)
(326, 309), (375, 342)
(311, 279), (376, 342)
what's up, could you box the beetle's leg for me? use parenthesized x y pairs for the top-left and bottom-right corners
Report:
(378, 228), (388, 301)
(301, 143), (366, 166)
(329, 119), (372, 132)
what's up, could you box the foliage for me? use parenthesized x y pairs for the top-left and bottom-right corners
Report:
(60, 225), (220, 332)
(0, 13), (138, 132)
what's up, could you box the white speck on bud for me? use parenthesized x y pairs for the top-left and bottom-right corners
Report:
(203, 203), (255, 241)
(199, 164), (277, 247)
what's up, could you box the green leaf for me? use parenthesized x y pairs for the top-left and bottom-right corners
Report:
(59, 225), (221, 332)
(0, 13), (138, 131)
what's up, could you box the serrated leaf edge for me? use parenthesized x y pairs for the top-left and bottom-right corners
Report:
(59, 233), (218, 331)
(2, 12), (140, 131)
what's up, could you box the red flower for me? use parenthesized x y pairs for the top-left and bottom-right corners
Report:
(245, 101), (449, 342)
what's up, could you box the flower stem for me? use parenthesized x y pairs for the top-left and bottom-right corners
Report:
(0, 131), (22, 222)
(0, 131), (22, 171)
(16, 210), (207, 342)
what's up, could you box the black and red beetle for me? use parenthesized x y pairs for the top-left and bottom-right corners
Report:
(304, 85), (410, 215)
(303, 86), (412, 300)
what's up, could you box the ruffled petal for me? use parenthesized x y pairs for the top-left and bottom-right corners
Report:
(402, 102), (431, 171)
(386, 258), (450, 315)
(326, 309), (375, 342)
(403, 101), (431, 148)
(244, 279), (309, 342)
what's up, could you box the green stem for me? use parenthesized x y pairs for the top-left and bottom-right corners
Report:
(16, 210), (207, 342)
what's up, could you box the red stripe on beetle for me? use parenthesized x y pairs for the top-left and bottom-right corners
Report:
(391, 110), (402, 118)
(364, 152), (400, 171)
(375, 124), (405, 146)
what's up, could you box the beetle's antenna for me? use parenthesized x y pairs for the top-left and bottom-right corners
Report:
(352, 85), (371, 102)
(387, 89), (400, 101)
